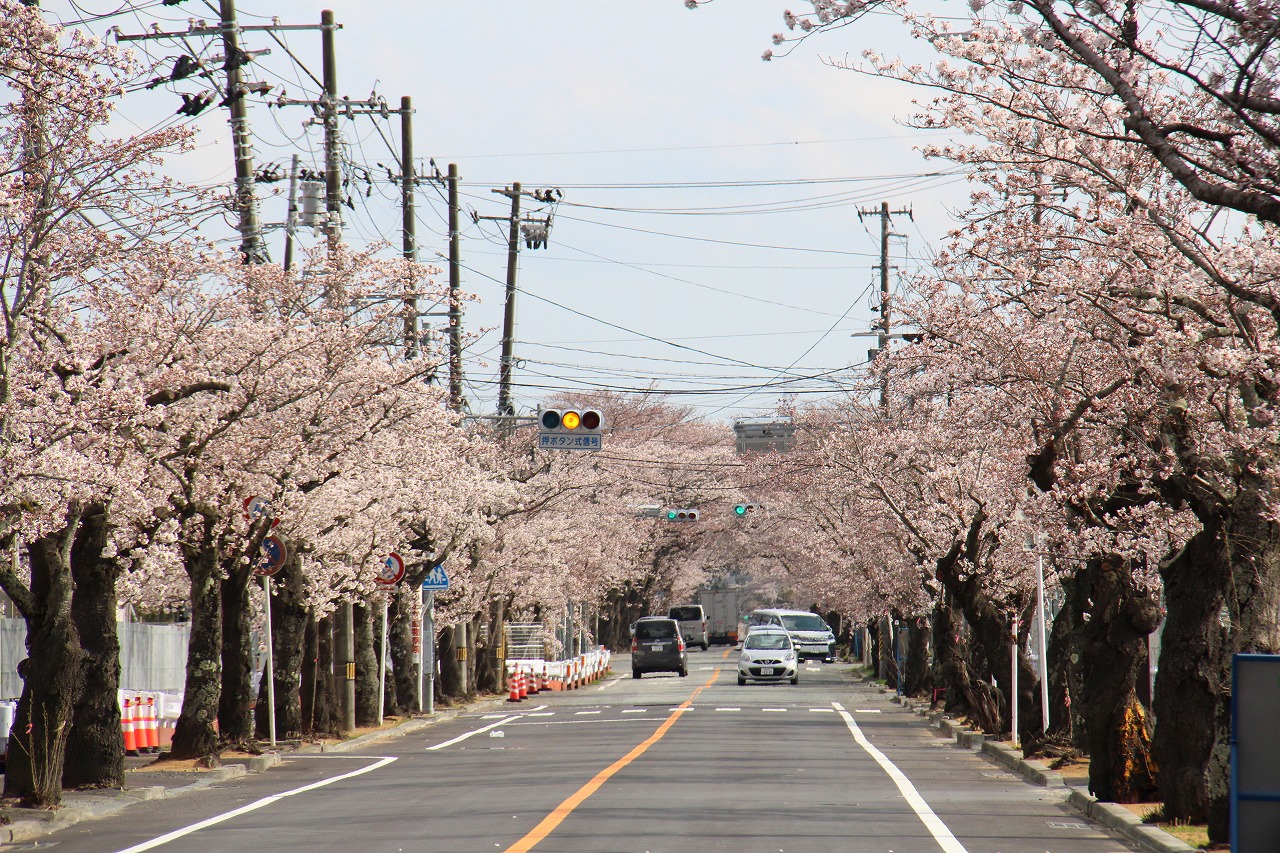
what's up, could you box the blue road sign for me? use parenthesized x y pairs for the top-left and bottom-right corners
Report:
(422, 563), (450, 590)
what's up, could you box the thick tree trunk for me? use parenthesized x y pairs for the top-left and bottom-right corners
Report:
(255, 557), (306, 741)
(438, 623), (461, 700)
(877, 616), (894, 686)
(475, 608), (499, 694)
(1154, 524), (1228, 828)
(1071, 558), (1161, 802)
(904, 617), (930, 696)
(930, 596), (963, 709)
(388, 585), (416, 713)
(311, 613), (338, 736)
(218, 564), (254, 744)
(354, 603), (380, 726)
(300, 610), (321, 734)
(2, 515), (86, 805)
(64, 503), (124, 789)
(167, 540), (221, 763)
(1045, 575), (1082, 746)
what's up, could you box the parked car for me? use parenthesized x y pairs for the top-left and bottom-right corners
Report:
(631, 617), (688, 678)
(746, 608), (836, 662)
(737, 628), (798, 685)
(667, 604), (709, 650)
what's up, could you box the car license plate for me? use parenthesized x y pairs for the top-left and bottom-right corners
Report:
(650, 643), (665, 651)
(759, 667), (774, 675)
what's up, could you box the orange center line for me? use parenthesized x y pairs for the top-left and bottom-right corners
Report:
(503, 667), (722, 853)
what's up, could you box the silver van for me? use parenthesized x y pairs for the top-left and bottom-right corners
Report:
(746, 608), (836, 662)
(667, 604), (708, 650)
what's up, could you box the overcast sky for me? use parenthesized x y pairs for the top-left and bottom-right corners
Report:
(51, 0), (971, 424)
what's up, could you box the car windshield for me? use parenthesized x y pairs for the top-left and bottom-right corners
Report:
(780, 614), (829, 632)
(669, 607), (701, 622)
(745, 633), (790, 650)
(635, 621), (677, 640)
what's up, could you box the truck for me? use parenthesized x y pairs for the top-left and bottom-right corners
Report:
(698, 587), (743, 646)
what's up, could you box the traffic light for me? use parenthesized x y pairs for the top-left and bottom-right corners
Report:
(665, 508), (699, 522)
(538, 407), (604, 451)
(733, 502), (762, 517)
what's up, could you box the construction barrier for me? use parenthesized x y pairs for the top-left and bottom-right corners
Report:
(119, 690), (181, 753)
(505, 647), (612, 694)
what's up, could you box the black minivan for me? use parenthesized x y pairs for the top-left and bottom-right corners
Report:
(631, 616), (689, 678)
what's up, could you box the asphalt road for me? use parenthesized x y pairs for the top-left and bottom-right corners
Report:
(39, 648), (1139, 853)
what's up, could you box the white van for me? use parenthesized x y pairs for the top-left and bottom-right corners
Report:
(667, 604), (709, 650)
(746, 608), (836, 662)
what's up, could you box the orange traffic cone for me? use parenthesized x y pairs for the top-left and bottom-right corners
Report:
(122, 697), (139, 756)
(144, 696), (160, 753)
(508, 672), (521, 702)
(517, 669), (528, 700)
(527, 666), (539, 695)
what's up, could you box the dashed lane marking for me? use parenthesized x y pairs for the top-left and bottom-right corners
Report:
(574, 710), (601, 715)
(762, 708), (787, 712)
(855, 709), (882, 713)
(714, 707), (741, 712)
(808, 707), (835, 713)
(621, 709), (647, 714)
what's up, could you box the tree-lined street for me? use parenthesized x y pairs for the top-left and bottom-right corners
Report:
(40, 653), (1141, 853)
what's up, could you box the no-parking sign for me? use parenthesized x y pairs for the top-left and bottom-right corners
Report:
(377, 552), (406, 586)
(254, 535), (286, 577)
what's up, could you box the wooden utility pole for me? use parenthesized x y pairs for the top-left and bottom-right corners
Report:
(495, 183), (522, 418)
(857, 201), (912, 410)
(321, 9), (342, 254)
(400, 96), (418, 360)
(220, 0), (267, 263)
(448, 164), (464, 411)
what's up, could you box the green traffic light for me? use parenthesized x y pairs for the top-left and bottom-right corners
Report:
(667, 510), (677, 520)
(734, 504), (747, 515)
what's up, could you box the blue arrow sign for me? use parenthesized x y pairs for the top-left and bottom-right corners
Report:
(422, 563), (450, 590)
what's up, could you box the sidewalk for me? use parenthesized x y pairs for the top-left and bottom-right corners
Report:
(0, 693), (513, 845)
(888, 690), (1197, 853)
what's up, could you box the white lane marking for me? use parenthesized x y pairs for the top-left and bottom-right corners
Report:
(481, 714), (507, 719)
(525, 712), (554, 717)
(805, 666), (822, 672)
(427, 714), (522, 750)
(511, 717), (656, 727)
(115, 756), (396, 852)
(697, 666), (717, 670)
(574, 710), (602, 716)
(832, 701), (968, 853)
(762, 708), (787, 713)
(856, 709), (882, 714)
(668, 707), (694, 712)
(597, 676), (623, 691)
(621, 709), (647, 714)
(714, 707), (741, 712)
(808, 708), (835, 713)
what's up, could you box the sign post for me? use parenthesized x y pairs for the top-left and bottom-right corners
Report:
(374, 554), (405, 725)
(253, 535), (286, 747)
(420, 564), (449, 715)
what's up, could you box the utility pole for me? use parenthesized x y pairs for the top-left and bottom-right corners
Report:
(318, 7), (353, 735)
(283, 153), (300, 272)
(321, 9), (342, 255)
(399, 96), (418, 360)
(447, 164), (464, 411)
(857, 201), (912, 410)
(219, 0), (267, 263)
(117, 5), (279, 264)
(495, 183), (521, 418)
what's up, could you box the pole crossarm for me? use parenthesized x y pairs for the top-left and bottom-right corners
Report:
(113, 22), (335, 41)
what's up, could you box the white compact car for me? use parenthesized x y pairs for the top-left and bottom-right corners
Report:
(737, 628), (798, 685)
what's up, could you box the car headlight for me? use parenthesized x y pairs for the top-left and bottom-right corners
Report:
(783, 650), (796, 661)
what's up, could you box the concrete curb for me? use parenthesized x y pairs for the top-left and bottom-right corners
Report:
(890, 693), (1194, 853)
